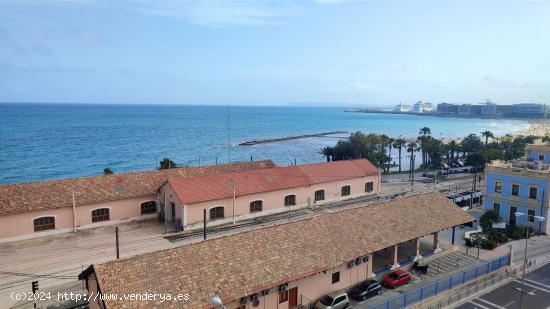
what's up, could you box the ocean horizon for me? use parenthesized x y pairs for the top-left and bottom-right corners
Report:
(0, 103), (528, 184)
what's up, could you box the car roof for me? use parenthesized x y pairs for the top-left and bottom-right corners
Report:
(327, 290), (348, 298)
(393, 269), (408, 275)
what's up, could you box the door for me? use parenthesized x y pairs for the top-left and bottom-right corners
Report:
(288, 287), (298, 308)
(510, 206), (517, 226)
(171, 202), (176, 221)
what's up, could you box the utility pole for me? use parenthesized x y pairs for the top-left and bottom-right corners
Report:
(115, 226), (120, 259)
(411, 154), (416, 186)
(72, 191), (77, 232)
(203, 209), (207, 240)
(31, 281), (38, 309)
(232, 184), (236, 224)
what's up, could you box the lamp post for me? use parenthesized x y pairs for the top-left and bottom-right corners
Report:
(514, 212), (545, 309)
(211, 296), (227, 309)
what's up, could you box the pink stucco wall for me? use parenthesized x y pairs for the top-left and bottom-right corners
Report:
(0, 195), (158, 241)
(161, 175), (380, 227)
(224, 254), (373, 309)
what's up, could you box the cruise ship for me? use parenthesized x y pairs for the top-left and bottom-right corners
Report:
(393, 103), (412, 112)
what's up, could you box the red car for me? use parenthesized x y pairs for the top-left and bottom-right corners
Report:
(382, 269), (411, 288)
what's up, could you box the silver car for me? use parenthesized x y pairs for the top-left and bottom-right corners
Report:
(315, 291), (350, 309)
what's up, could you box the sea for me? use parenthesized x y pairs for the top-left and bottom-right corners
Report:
(0, 103), (528, 184)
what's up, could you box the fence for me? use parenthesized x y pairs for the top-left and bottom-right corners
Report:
(365, 254), (510, 309)
(424, 270), (511, 309)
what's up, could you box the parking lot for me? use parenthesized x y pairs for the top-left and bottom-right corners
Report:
(348, 250), (483, 308)
(453, 261), (550, 309)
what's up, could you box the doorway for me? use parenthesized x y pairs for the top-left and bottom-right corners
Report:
(288, 287), (298, 308)
(510, 206), (517, 226)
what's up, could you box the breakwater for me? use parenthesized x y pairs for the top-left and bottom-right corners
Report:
(239, 131), (348, 146)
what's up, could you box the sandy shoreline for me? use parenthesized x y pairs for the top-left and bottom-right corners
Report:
(519, 120), (550, 137)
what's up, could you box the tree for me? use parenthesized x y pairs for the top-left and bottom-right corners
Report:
(480, 210), (502, 231)
(159, 158), (177, 170)
(466, 152), (487, 190)
(447, 140), (458, 161)
(481, 131), (494, 148)
(392, 137), (407, 172)
(407, 142), (419, 179)
(417, 127), (431, 167)
(460, 134), (482, 157)
(103, 167), (113, 175)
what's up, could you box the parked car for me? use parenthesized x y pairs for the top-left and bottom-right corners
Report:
(315, 291), (350, 309)
(348, 279), (382, 301)
(382, 270), (411, 288)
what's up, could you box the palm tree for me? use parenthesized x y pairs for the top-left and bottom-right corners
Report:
(392, 137), (407, 172)
(418, 127), (431, 167)
(387, 137), (395, 172)
(447, 140), (458, 161)
(407, 142), (419, 180)
(481, 130), (494, 148)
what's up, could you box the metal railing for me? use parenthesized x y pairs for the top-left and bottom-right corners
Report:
(364, 254), (510, 309)
(424, 271), (511, 309)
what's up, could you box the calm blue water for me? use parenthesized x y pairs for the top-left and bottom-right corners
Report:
(0, 103), (528, 184)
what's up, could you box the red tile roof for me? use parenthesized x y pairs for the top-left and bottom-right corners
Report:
(0, 161), (276, 215)
(83, 192), (473, 309)
(168, 159), (379, 204)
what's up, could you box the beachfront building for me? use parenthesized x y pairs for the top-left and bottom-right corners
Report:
(79, 192), (473, 309)
(0, 161), (276, 242)
(484, 139), (550, 234)
(436, 102), (459, 114)
(159, 159), (380, 229)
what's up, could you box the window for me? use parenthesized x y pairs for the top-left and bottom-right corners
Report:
(539, 154), (545, 161)
(209, 206), (224, 220)
(314, 190), (325, 202)
(494, 181), (502, 193)
(512, 184), (520, 196)
(331, 271), (340, 284)
(365, 182), (374, 193)
(91, 208), (110, 222)
(333, 296), (346, 305)
(284, 195), (296, 206)
(250, 200), (263, 213)
(528, 209), (536, 222)
(529, 187), (538, 199)
(341, 185), (351, 197)
(279, 291), (288, 303)
(493, 203), (500, 213)
(33, 217), (55, 232)
(140, 201), (157, 215)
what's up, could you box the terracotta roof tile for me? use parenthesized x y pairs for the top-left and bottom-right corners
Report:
(88, 192), (473, 309)
(169, 159), (379, 204)
(0, 161), (276, 215)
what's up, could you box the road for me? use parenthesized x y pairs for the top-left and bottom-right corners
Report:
(453, 261), (550, 309)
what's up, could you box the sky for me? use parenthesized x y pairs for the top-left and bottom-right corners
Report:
(0, 0), (549, 106)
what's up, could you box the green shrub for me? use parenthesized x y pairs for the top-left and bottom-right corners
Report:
(480, 210), (502, 231)
(482, 239), (498, 250)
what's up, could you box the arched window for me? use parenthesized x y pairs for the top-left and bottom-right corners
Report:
(314, 189), (325, 202)
(284, 195), (296, 206)
(92, 208), (110, 222)
(210, 207), (225, 220)
(341, 185), (351, 196)
(33, 216), (55, 232)
(250, 200), (263, 213)
(140, 201), (157, 215)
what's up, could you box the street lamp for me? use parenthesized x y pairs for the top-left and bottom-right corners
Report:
(211, 296), (227, 309)
(514, 212), (545, 309)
